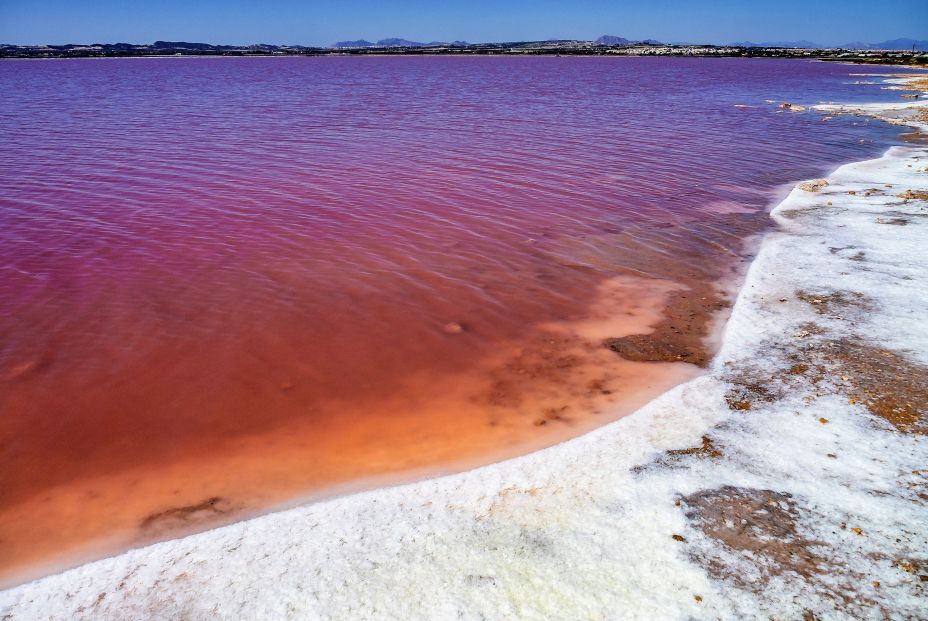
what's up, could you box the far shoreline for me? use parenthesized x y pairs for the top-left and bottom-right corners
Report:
(2, 40), (927, 64)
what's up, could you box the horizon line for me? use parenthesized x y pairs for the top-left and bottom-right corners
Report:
(4, 35), (928, 49)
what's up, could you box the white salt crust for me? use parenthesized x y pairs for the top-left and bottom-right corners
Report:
(2, 89), (928, 621)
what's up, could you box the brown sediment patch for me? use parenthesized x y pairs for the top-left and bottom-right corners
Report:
(795, 321), (829, 338)
(819, 340), (928, 434)
(876, 217), (909, 225)
(799, 179), (829, 192)
(796, 290), (872, 317)
(899, 130), (928, 145)
(903, 468), (928, 504)
(890, 558), (928, 585)
(475, 330), (588, 412)
(724, 319), (927, 433)
(724, 375), (779, 411)
(761, 287), (926, 431)
(717, 317), (825, 412)
(680, 486), (828, 585)
(896, 189), (928, 201)
(139, 497), (233, 534)
(633, 435), (722, 473)
(603, 290), (730, 368)
(667, 435), (722, 459)
(681, 484), (910, 616)
(776, 208), (803, 220)
(603, 334), (694, 365)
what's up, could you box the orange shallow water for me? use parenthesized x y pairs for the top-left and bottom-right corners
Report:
(1, 275), (702, 585)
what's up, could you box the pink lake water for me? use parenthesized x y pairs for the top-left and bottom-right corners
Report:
(0, 56), (913, 585)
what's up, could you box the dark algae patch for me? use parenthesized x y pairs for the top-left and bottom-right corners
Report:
(140, 497), (233, 534)
(603, 289), (730, 368)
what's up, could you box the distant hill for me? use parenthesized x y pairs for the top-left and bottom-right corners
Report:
(426, 40), (469, 47)
(332, 40), (374, 48)
(332, 38), (469, 49)
(376, 38), (425, 47)
(152, 40), (217, 50)
(854, 38), (928, 51)
(595, 35), (630, 46)
(730, 38), (928, 51)
(595, 35), (662, 46)
(730, 40), (820, 49)
(833, 39), (928, 50)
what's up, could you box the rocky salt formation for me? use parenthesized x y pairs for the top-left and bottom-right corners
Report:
(2, 91), (928, 621)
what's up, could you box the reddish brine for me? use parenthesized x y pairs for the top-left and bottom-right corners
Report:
(0, 56), (912, 584)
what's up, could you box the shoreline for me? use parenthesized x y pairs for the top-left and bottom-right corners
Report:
(2, 84), (927, 617)
(2, 55), (926, 68)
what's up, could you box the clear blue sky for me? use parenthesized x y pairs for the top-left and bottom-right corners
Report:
(1, 0), (926, 46)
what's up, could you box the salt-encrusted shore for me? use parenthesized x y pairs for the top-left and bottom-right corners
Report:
(3, 100), (928, 620)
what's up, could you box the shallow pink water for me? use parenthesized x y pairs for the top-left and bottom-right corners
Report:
(0, 56), (910, 583)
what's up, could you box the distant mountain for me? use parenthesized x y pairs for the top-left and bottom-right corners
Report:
(152, 40), (217, 50)
(595, 35), (630, 46)
(327, 36), (928, 52)
(849, 38), (928, 51)
(332, 38), (467, 48)
(595, 35), (662, 46)
(729, 38), (928, 51)
(840, 41), (871, 50)
(425, 40), (469, 47)
(730, 40), (820, 49)
(332, 40), (374, 48)
(376, 38), (424, 47)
